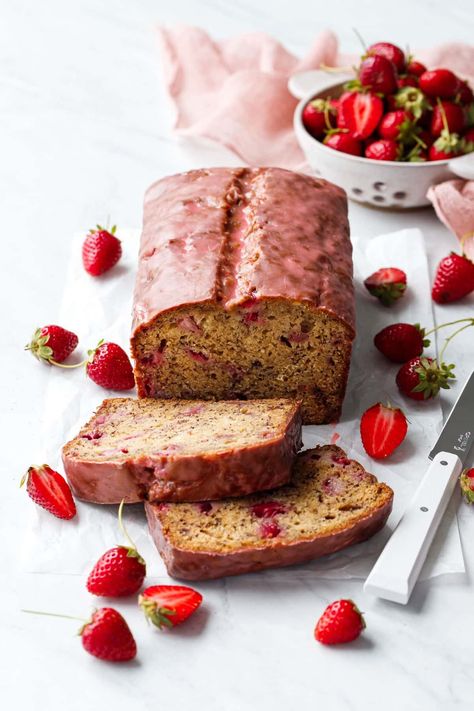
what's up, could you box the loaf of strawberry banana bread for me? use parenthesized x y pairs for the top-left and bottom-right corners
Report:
(62, 397), (302, 504)
(145, 445), (393, 580)
(131, 167), (355, 424)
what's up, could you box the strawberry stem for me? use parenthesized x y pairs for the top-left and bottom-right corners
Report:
(352, 27), (367, 52)
(439, 321), (474, 363)
(459, 232), (474, 258)
(424, 317), (474, 337)
(48, 359), (87, 369)
(21, 609), (86, 622)
(118, 500), (138, 552)
(319, 62), (354, 73)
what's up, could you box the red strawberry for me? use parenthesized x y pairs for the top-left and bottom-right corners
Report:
(367, 42), (405, 73)
(80, 608), (137, 662)
(430, 101), (464, 138)
(396, 357), (455, 400)
(86, 340), (135, 390)
(87, 546), (146, 597)
(139, 585), (203, 629)
(460, 468), (474, 504)
(26, 325), (78, 364)
(458, 80), (474, 105)
(364, 267), (407, 306)
(392, 86), (430, 120)
(360, 403), (408, 459)
(432, 252), (474, 303)
(365, 139), (399, 161)
(378, 110), (413, 141)
(406, 60), (427, 77)
(397, 75), (418, 89)
(374, 323), (429, 363)
(314, 599), (365, 645)
(87, 501), (146, 597)
(337, 91), (383, 139)
(82, 225), (122, 276)
(428, 141), (462, 161)
(20, 465), (76, 520)
(323, 132), (362, 156)
(419, 69), (460, 99)
(359, 55), (398, 95)
(302, 99), (335, 138)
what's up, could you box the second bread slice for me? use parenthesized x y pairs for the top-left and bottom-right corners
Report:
(62, 397), (302, 504)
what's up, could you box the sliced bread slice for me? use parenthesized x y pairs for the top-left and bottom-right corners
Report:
(62, 397), (302, 504)
(145, 445), (393, 580)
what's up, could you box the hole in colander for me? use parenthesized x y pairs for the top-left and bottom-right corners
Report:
(352, 188), (363, 195)
(373, 182), (386, 192)
(372, 195), (385, 203)
(393, 191), (406, 200)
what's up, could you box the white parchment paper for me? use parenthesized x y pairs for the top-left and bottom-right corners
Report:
(19, 228), (464, 581)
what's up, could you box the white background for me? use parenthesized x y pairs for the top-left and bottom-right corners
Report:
(2, 1), (474, 709)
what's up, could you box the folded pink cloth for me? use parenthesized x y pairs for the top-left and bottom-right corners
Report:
(428, 181), (474, 260)
(157, 26), (474, 169)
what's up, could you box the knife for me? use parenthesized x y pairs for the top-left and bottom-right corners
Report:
(364, 370), (474, 604)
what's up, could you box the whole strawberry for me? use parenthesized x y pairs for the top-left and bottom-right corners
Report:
(432, 252), (474, 303)
(87, 502), (146, 597)
(360, 403), (408, 459)
(302, 99), (335, 138)
(364, 267), (407, 306)
(359, 55), (398, 95)
(419, 69), (460, 99)
(26, 325), (78, 364)
(367, 42), (405, 73)
(86, 340), (135, 390)
(406, 60), (426, 77)
(365, 139), (399, 161)
(460, 469), (474, 504)
(396, 356), (455, 400)
(80, 608), (137, 661)
(82, 225), (122, 276)
(21, 465), (76, 519)
(139, 585), (203, 629)
(374, 323), (429, 363)
(378, 110), (413, 141)
(430, 102), (464, 138)
(323, 132), (362, 156)
(314, 599), (365, 645)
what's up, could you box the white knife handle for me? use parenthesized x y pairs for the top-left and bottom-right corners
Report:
(364, 451), (462, 604)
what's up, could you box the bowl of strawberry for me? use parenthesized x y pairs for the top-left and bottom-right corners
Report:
(290, 41), (474, 208)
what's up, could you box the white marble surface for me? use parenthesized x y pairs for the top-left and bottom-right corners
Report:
(2, 1), (474, 709)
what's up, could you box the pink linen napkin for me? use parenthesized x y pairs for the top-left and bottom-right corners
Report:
(157, 26), (474, 169)
(427, 181), (474, 259)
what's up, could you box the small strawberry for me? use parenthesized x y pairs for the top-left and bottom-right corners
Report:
(26, 325), (78, 364)
(419, 69), (460, 99)
(396, 357), (455, 400)
(378, 110), (413, 141)
(367, 42), (405, 73)
(374, 323), (429, 363)
(302, 99), (335, 138)
(458, 80), (474, 105)
(80, 608), (137, 661)
(360, 403), (408, 459)
(82, 225), (122, 276)
(364, 267), (407, 306)
(428, 135), (463, 161)
(432, 252), (474, 303)
(430, 101), (464, 138)
(365, 138), (399, 161)
(406, 60), (427, 77)
(20, 465), (76, 520)
(397, 74), (418, 89)
(87, 502), (146, 597)
(323, 132), (362, 156)
(139, 585), (203, 629)
(337, 91), (384, 139)
(359, 55), (398, 95)
(460, 469), (474, 504)
(86, 340), (135, 390)
(314, 599), (365, 645)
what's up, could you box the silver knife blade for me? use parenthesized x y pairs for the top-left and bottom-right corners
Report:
(429, 370), (474, 465)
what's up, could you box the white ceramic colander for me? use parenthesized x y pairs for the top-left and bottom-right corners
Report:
(289, 70), (474, 209)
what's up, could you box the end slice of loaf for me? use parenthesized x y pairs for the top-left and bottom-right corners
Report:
(145, 445), (393, 580)
(62, 397), (302, 504)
